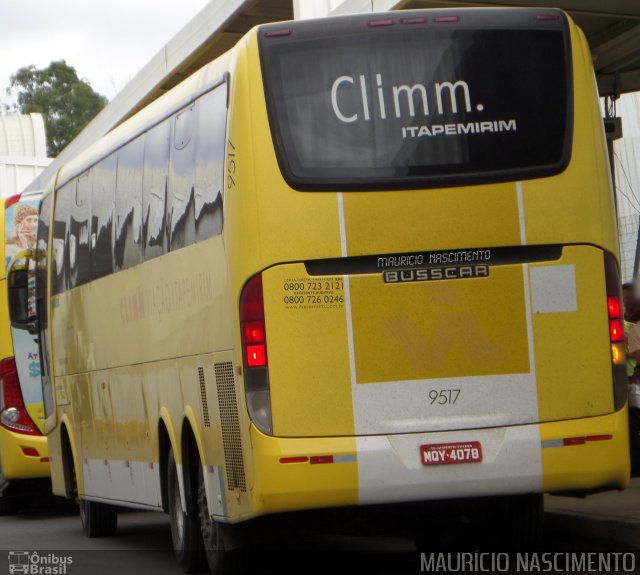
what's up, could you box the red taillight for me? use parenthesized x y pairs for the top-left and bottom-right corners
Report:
(0, 357), (41, 436)
(608, 297), (622, 319)
(5, 194), (21, 209)
(240, 275), (267, 368)
(246, 344), (267, 368)
(607, 290), (624, 342)
(604, 252), (627, 411)
(244, 322), (265, 344)
(610, 319), (625, 342)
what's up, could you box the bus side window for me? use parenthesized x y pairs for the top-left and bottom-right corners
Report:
(115, 136), (144, 271)
(91, 153), (116, 280)
(69, 172), (92, 289)
(168, 104), (196, 251)
(52, 183), (72, 295)
(194, 84), (227, 241)
(143, 120), (170, 261)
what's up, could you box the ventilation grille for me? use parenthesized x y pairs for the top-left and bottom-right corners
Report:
(198, 367), (210, 428)
(214, 361), (246, 491)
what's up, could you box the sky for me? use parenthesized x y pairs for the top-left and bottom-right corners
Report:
(0, 0), (211, 107)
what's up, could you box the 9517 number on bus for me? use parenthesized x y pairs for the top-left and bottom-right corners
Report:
(420, 441), (483, 466)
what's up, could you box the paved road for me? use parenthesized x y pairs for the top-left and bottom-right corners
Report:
(0, 500), (636, 575)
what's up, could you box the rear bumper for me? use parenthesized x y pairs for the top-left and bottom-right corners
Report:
(0, 427), (50, 481)
(249, 408), (629, 517)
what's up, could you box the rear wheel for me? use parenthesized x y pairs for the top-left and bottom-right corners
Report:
(198, 465), (244, 574)
(493, 494), (543, 550)
(79, 498), (118, 538)
(69, 454), (117, 538)
(167, 446), (206, 573)
(0, 495), (23, 516)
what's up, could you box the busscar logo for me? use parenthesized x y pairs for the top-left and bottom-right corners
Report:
(384, 265), (489, 283)
(7, 552), (73, 575)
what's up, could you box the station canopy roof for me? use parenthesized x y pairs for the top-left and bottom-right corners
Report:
(129, 0), (640, 123)
(25, 0), (640, 192)
(384, 0), (640, 98)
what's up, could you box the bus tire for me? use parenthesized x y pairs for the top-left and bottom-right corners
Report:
(0, 495), (22, 516)
(79, 498), (118, 538)
(67, 444), (117, 538)
(197, 466), (244, 574)
(167, 446), (206, 573)
(497, 493), (543, 550)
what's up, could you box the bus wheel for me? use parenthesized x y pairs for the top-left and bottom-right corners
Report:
(197, 466), (243, 574)
(69, 452), (117, 538)
(0, 495), (23, 516)
(79, 498), (118, 538)
(495, 493), (543, 550)
(167, 447), (206, 572)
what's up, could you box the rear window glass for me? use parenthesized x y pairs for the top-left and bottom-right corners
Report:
(260, 20), (571, 189)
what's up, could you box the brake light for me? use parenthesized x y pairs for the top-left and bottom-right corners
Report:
(5, 194), (21, 209)
(0, 357), (41, 435)
(608, 297), (622, 318)
(604, 253), (627, 410)
(240, 275), (267, 368)
(610, 319), (625, 342)
(240, 274), (272, 434)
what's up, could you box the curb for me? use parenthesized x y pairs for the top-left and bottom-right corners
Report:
(545, 511), (640, 550)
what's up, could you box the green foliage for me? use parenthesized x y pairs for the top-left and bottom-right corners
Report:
(8, 60), (107, 157)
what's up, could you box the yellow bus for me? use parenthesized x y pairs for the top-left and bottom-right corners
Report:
(8, 6), (628, 570)
(0, 191), (49, 514)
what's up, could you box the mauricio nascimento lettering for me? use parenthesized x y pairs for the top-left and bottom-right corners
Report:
(377, 250), (491, 270)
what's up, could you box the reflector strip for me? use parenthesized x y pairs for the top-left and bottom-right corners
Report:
(400, 17), (426, 25)
(536, 15), (561, 21)
(542, 435), (613, 448)
(279, 457), (309, 464)
(21, 446), (39, 457)
(310, 455), (334, 464)
(279, 454), (357, 464)
(40, 457), (50, 463)
(586, 435), (613, 442)
(433, 16), (459, 23)
(333, 454), (358, 464)
(563, 437), (586, 446)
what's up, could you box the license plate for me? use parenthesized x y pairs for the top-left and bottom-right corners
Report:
(420, 441), (483, 466)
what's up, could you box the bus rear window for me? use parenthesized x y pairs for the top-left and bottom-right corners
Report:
(259, 16), (571, 190)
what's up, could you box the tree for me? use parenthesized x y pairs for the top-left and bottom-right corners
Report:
(8, 60), (108, 157)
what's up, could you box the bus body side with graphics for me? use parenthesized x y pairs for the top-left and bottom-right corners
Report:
(0, 191), (49, 514)
(18, 8), (626, 571)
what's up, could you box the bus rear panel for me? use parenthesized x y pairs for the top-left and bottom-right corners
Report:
(237, 9), (628, 515)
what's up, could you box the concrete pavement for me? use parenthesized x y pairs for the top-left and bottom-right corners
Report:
(545, 478), (640, 549)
